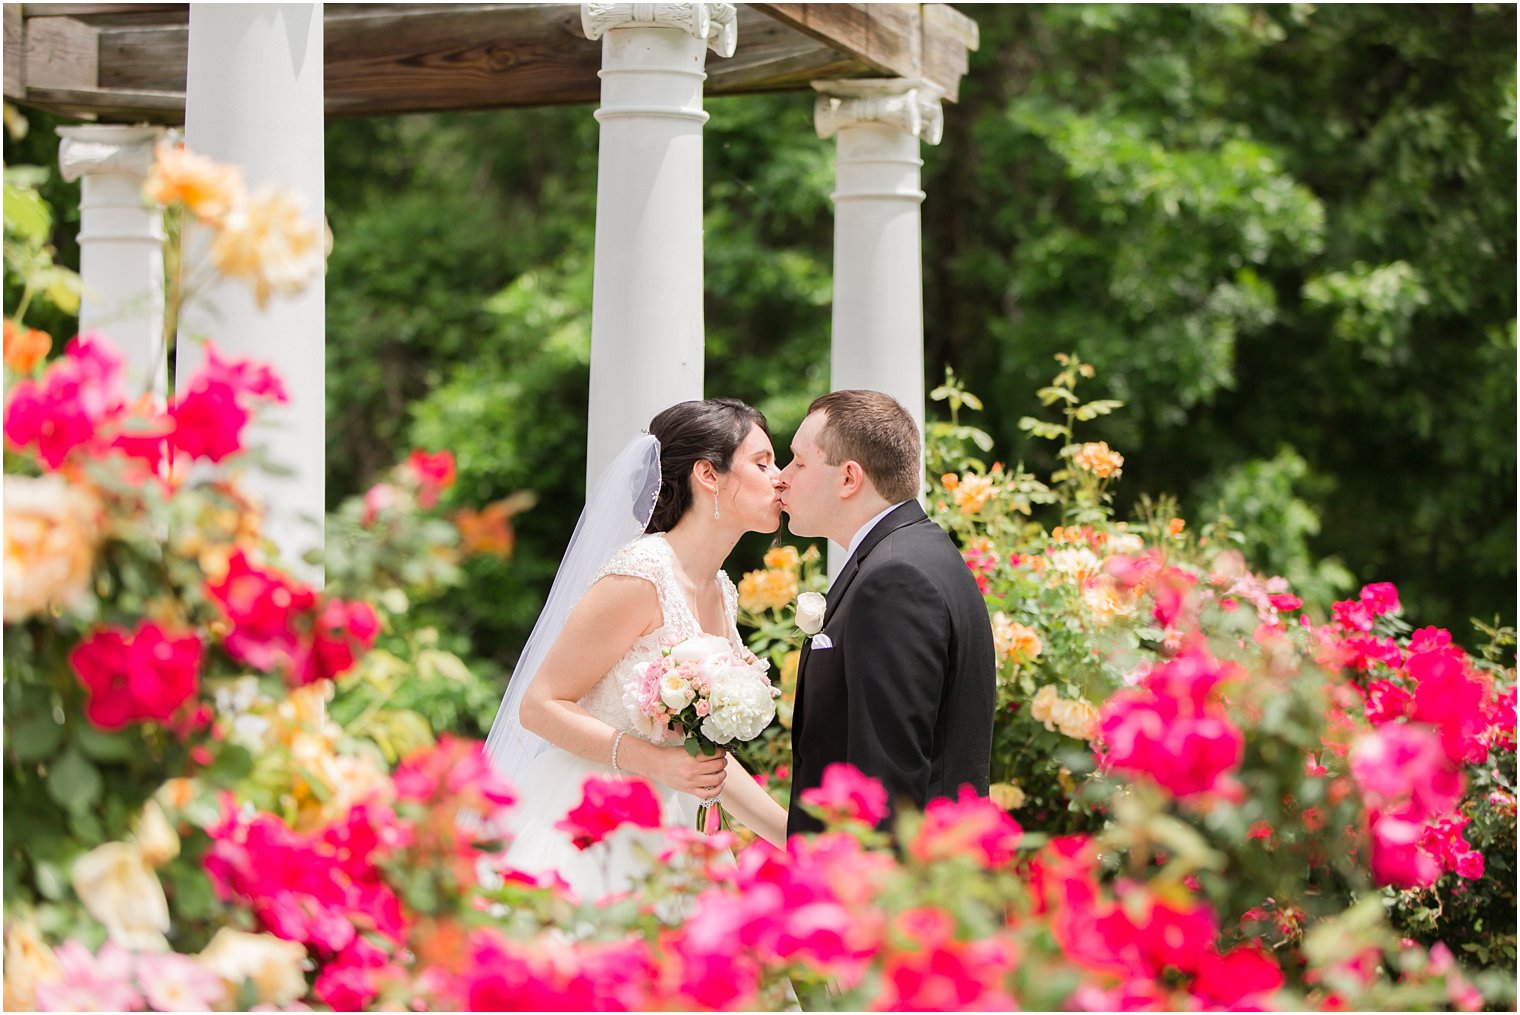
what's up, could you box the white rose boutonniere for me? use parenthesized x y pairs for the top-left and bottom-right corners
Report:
(795, 592), (826, 636)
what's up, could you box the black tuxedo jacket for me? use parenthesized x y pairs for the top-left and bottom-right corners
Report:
(787, 501), (996, 837)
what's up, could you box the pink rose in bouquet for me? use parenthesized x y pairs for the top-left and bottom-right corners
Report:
(627, 634), (779, 831)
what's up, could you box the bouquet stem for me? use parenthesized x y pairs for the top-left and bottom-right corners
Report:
(697, 798), (723, 835)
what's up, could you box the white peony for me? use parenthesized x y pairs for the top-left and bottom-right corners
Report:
(700, 666), (778, 744)
(669, 634), (731, 664)
(659, 672), (696, 711)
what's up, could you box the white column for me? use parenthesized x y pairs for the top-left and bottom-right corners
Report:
(56, 125), (168, 402)
(814, 79), (943, 576)
(177, 3), (325, 582)
(580, 2), (737, 488)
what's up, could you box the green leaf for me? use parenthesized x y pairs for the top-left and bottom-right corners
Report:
(72, 724), (137, 763)
(46, 749), (102, 817)
(206, 744), (254, 786)
(2, 182), (51, 243)
(1017, 417), (1068, 441)
(1073, 399), (1124, 421)
(34, 858), (70, 901)
(10, 714), (65, 762)
(39, 266), (82, 314)
(683, 737), (700, 757)
(1037, 385), (1078, 405)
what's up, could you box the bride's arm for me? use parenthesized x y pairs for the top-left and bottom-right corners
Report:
(719, 755), (790, 848)
(518, 575), (729, 799)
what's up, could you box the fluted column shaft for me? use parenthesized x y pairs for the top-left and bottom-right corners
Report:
(56, 125), (169, 401)
(814, 78), (943, 576)
(178, 3), (325, 581)
(580, 2), (736, 487)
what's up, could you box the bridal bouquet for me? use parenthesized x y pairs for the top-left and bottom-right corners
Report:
(628, 635), (779, 832)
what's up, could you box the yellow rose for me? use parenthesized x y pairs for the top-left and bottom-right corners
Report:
(71, 841), (170, 950)
(1081, 577), (1140, 624)
(777, 650), (801, 730)
(989, 781), (1026, 812)
(3, 918), (61, 1011)
(763, 545), (800, 570)
(1050, 697), (1100, 740)
(197, 928), (308, 1009)
(210, 186), (330, 309)
(737, 567), (799, 613)
(1030, 684), (1060, 726)
(3, 475), (102, 623)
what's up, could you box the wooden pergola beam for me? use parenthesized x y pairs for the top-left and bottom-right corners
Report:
(4, 2), (978, 122)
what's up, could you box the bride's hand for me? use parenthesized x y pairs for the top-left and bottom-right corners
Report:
(627, 739), (727, 798)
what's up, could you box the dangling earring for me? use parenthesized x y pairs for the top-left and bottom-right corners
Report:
(713, 493), (720, 520)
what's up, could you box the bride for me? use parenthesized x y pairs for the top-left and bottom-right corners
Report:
(486, 398), (791, 902)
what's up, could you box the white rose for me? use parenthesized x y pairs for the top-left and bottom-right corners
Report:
(71, 841), (170, 951)
(659, 673), (696, 711)
(196, 928), (309, 1008)
(795, 592), (826, 636)
(669, 635), (731, 664)
(700, 667), (777, 744)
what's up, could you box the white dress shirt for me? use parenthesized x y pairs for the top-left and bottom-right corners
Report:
(844, 501), (913, 563)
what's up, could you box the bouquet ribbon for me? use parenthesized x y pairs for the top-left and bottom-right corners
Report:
(697, 797), (722, 835)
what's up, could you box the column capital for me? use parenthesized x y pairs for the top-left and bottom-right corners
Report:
(581, 2), (737, 58)
(811, 79), (944, 145)
(56, 125), (167, 183)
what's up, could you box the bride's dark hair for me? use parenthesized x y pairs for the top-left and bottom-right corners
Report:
(645, 398), (768, 533)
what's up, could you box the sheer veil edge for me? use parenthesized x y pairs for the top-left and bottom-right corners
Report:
(483, 433), (662, 784)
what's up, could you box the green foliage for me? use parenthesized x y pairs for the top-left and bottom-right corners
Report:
(933, 4), (1515, 632)
(1200, 445), (1356, 611)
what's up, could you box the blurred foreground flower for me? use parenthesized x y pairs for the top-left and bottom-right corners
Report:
(3, 318), (51, 372)
(2, 473), (102, 622)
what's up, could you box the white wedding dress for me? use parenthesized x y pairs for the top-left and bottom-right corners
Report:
(501, 533), (743, 903)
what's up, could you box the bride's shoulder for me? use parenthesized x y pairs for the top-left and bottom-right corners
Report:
(595, 533), (671, 584)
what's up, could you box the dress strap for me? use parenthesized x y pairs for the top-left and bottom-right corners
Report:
(594, 535), (692, 635)
(717, 570), (751, 651)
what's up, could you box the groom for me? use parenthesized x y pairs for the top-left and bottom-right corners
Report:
(778, 390), (995, 836)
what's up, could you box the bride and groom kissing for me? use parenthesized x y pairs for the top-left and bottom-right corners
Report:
(485, 390), (995, 898)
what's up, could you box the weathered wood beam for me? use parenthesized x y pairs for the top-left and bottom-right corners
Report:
(751, 2), (977, 101)
(4, 5), (24, 97)
(8, 2), (976, 120)
(22, 13), (98, 91)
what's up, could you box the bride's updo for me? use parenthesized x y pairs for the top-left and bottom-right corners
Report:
(645, 398), (768, 533)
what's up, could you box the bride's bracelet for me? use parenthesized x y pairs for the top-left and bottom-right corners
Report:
(610, 730), (627, 773)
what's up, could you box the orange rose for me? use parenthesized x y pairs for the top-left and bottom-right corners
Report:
(738, 567), (798, 612)
(3, 319), (51, 373)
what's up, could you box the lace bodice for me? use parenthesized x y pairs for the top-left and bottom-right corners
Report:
(577, 534), (741, 739)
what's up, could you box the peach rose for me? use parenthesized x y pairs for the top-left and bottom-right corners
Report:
(210, 186), (330, 309)
(1071, 441), (1124, 478)
(3, 475), (102, 623)
(145, 143), (245, 225)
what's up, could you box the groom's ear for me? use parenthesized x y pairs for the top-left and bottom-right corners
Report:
(838, 460), (867, 498)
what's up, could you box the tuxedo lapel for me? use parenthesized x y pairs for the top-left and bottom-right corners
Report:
(822, 501), (928, 625)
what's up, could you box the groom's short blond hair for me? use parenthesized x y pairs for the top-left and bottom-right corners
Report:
(808, 390), (920, 503)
